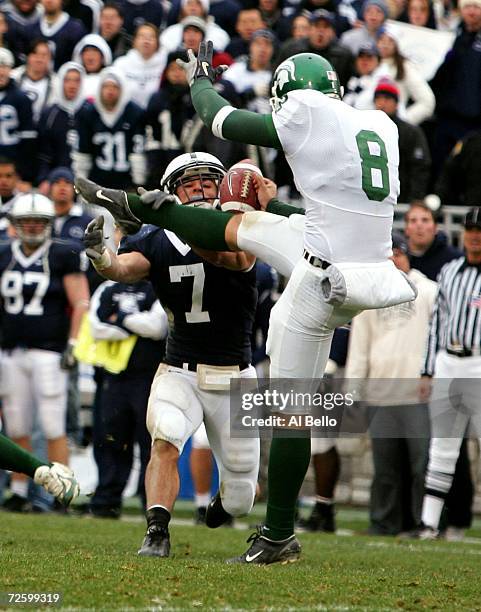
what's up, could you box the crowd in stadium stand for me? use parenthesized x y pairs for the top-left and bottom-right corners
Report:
(0, 0), (480, 540)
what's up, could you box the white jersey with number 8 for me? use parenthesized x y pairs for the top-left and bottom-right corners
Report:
(272, 90), (400, 264)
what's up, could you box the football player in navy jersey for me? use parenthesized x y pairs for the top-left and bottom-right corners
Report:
(81, 152), (259, 557)
(0, 193), (90, 512)
(72, 67), (146, 190)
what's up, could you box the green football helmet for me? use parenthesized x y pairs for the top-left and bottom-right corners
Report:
(270, 53), (342, 111)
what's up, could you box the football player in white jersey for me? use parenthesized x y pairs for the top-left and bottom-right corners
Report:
(75, 43), (417, 564)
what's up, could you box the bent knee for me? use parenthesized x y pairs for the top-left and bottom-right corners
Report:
(147, 402), (189, 452)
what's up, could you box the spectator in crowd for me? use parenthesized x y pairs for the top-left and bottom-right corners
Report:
(160, 0), (230, 53)
(399, 0), (438, 28)
(29, 0), (87, 71)
(0, 12), (11, 53)
(86, 276), (168, 517)
(346, 231), (437, 535)
(73, 67), (146, 189)
(223, 29), (275, 113)
(2, 0), (42, 64)
(64, 0), (102, 33)
(404, 201), (462, 281)
(114, 23), (167, 109)
(374, 25), (435, 125)
(49, 167), (93, 243)
(374, 78), (431, 203)
(0, 156), (19, 237)
(11, 39), (55, 124)
(257, 0), (292, 41)
(417, 207), (481, 540)
(430, 0), (481, 181)
(0, 193), (89, 512)
(37, 62), (86, 189)
(73, 34), (113, 101)
(0, 156), (18, 206)
(277, 9), (354, 86)
(435, 130), (481, 207)
(340, 0), (388, 55)
(180, 15), (206, 51)
(297, 0), (355, 35)
(290, 13), (310, 39)
(116, 0), (166, 35)
(343, 41), (380, 108)
(99, 2), (132, 60)
(0, 48), (36, 186)
(207, 0), (241, 37)
(225, 8), (265, 58)
(144, 50), (196, 187)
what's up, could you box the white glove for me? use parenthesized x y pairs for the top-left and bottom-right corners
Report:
(176, 48), (197, 86)
(34, 462), (80, 506)
(83, 216), (111, 270)
(138, 187), (178, 210)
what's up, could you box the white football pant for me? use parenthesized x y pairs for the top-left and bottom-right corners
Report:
(1, 348), (68, 440)
(147, 364), (259, 517)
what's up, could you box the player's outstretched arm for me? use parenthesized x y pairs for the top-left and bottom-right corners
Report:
(0, 433), (79, 506)
(84, 216), (151, 283)
(178, 41), (281, 149)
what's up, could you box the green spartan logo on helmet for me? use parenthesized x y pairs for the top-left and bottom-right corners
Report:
(270, 53), (342, 111)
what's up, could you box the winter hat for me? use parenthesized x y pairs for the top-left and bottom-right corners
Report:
(363, 0), (389, 19)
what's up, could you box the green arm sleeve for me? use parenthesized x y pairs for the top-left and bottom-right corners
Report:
(266, 198), (305, 217)
(127, 194), (232, 251)
(191, 79), (282, 149)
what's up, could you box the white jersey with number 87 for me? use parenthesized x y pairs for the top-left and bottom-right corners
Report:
(272, 89), (400, 264)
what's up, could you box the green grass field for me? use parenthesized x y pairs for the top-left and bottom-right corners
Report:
(2, 506), (481, 611)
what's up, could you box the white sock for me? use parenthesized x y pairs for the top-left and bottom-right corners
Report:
(147, 504), (170, 513)
(195, 493), (210, 508)
(11, 480), (29, 498)
(421, 495), (444, 529)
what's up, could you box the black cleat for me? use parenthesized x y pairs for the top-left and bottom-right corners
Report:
(75, 177), (142, 235)
(138, 524), (170, 557)
(205, 491), (234, 528)
(2, 494), (32, 513)
(297, 502), (336, 533)
(227, 526), (301, 565)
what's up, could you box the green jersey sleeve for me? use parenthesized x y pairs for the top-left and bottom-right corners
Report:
(191, 79), (282, 149)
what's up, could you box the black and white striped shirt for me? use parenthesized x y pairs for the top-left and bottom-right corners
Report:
(423, 257), (481, 375)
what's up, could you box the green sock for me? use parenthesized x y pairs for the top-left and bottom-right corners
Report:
(127, 194), (232, 252)
(264, 435), (311, 540)
(0, 433), (46, 478)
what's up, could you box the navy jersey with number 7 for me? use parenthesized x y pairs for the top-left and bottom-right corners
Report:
(119, 226), (257, 366)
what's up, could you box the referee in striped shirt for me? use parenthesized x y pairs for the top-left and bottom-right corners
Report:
(417, 207), (481, 539)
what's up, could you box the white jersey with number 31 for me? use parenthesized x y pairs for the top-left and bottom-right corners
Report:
(272, 90), (400, 264)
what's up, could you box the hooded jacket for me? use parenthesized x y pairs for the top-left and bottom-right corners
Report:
(73, 34), (113, 101)
(37, 62), (86, 183)
(114, 47), (168, 109)
(73, 67), (146, 187)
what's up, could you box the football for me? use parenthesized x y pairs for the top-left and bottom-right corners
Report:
(219, 159), (263, 212)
